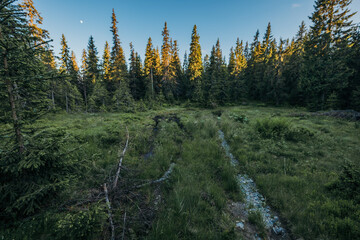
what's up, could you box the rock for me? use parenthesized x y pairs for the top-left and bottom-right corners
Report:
(236, 222), (245, 230)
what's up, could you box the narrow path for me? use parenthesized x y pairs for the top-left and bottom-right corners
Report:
(218, 130), (288, 240)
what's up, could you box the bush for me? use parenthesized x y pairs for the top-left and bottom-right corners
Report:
(327, 162), (360, 204)
(0, 130), (82, 220)
(229, 113), (249, 123)
(255, 118), (291, 139)
(255, 118), (314, 141)
(55, 205), (107, 240)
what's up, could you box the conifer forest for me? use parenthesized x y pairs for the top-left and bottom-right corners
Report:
(1, 0), (360, 239)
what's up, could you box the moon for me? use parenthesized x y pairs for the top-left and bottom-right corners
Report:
(80, 20), (84, 24)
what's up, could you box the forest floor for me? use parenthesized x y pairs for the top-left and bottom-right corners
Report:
(1, 104), (360, 240)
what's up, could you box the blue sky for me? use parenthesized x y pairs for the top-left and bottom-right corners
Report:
(33, 0), (360, 65)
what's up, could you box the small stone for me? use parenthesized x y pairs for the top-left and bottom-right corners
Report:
(236, 222), (245, 230)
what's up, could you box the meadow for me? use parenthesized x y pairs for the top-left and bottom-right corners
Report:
(1, 104), (359, 240)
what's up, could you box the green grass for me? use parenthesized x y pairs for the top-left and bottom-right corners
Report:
(219, 105), (360, 239)
(1, 104), (359, 239)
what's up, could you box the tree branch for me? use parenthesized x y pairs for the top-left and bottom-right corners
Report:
(113, 127), (129, 189)
(104, 183), (115, 240)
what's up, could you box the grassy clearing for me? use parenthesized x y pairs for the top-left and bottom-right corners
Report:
(219, 105), (360, 239)
(1, 104), (359, 239)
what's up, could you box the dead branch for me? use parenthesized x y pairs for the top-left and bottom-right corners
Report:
(104, 183), (115, 240)
(113, 126), (129, 189)
(136, 163), (176, 189)
(122, 210), (127, 240)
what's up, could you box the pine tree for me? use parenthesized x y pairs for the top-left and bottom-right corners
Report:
(80, 49), (88, 108)
(348, 25), (360, 111)
(59, 34), (76, 112)
(0, 1), (80, 219)
(102, 41), (111, 82)
(204, 39), (228, 105)
(302, 0), (356, 109)
(246, 29), (264, 99)
(188, 25), (203, 102)
(59, 34), (71, 74)
(86, 35), (99, 85)
(230, 39), (247, 101)
(109, 9), (132, 110)
(129, 43), (144, 100)
(19, 0), (49, 45)
(110, 9), (127, 88)
(144, 37), (155, 99)
(152, 47), (162, 94)
(69, 51), (83, 110)
(283, 21), (307, 105)
(161, 22), (173, 98)
(171, 40), (182, 99)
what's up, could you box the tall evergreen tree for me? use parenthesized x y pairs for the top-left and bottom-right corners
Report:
(102, 41), (111, 83)
(188, 25), (203, 102)
(283, 21), (307, 105)
(1, 1), (80, 220)
(59, 34), (71, 74)
(19, 0), (49, 45)
(161, 22), (173, 98)
(109, 9), (133, 110)
(110, 9), (127, 85)
(129, 43), (144, 100)
(171, 40), (182, 99)
(302, 0), (356, 109)
(144, 37), (155, 99)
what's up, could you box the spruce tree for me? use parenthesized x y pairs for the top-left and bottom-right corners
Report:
(0, 0), (80, 219)
(283, 21), (307, 105)
(188, 25), (203, 102)
(129, 43), (144, 100)
(59, 34), (71, 74)
(152, 47), (162, 95)
(80, 49), (89, 110)
(102, 41), (111, 83)
(171, 40), (182, 99)
(59, 34), (78, 112)
(110, 9), (127, 86)
(161, 22), (173, 99)
(302, 0), (356, 109)
(109, 9), (133, 110)
(144, 37), (155, 99)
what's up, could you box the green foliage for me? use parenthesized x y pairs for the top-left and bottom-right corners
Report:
(255, 118), (291, 139)
(229, 113), (249, 123)
(220, 106), (360, 239)
(55, 205), (107, 240)
(0, 129), (83, 219)
(248, 211), (266, 238)
(255, 117), (314, 141)
(328, 162), (360, 204)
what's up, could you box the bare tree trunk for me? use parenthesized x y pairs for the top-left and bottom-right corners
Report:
(113, 127), (129, 189)
(104, 183), (115, 240)
(4, 52), (24, 154)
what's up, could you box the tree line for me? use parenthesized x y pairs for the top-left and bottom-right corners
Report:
(2, 0), (360, 121)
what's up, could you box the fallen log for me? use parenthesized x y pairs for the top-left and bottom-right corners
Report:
(104, 183), (115, 240)
(113, 127), (129, 189)
(136, 163), (176, 189)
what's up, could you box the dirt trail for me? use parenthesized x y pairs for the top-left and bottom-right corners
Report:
(218, 130), (290, 240)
